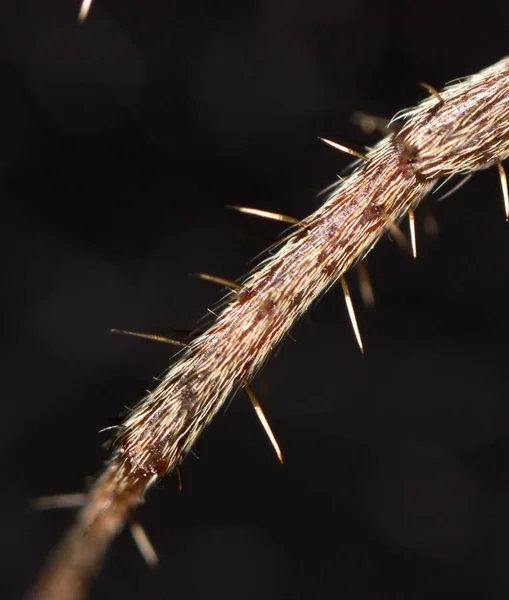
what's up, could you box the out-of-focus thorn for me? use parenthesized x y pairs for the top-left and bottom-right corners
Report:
(32, 493), (87, 510)
(356, 261), (375, 308)
(423, 209), (439, 238)
(130, 521), (159, 567)
(78, 0), (93, 22)
(339, 275), (364, 354)
(351, 111), (391, 135)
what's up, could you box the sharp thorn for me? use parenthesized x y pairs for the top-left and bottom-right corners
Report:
(191, 272), (243, 290)
(318, 137), (368, 162)
(244, 384), (283, 464)
(497, 160), (509, 220)
(408, 207), (417, 258)
(110, 329), (189, 347)
(418, 81), (445, 104)
(227, 205), (299, 225)
(339, 275), (364, 354)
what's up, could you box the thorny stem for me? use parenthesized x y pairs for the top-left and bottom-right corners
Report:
(26, 462), (146, 600)
(27, 56), (509, 599)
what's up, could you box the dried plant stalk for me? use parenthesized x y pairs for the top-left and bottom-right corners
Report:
(27, 56), (509, 600)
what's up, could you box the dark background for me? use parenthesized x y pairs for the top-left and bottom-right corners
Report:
(3, 1), (509, 598)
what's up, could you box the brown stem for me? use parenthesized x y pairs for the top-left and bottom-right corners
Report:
(26, 461), (148, 600)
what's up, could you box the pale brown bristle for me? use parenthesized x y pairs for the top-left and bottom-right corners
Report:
(110, 329), (189, 347)
(192, 272), (244, 290)
(339, 275), (364, 354)
(496, 160), (509, 220)
(408, 207), (417, 259)
(418, 81), (445, 104)
(244, 384), (283, 464)
(228, 205), (300, 225)
(318, 137), (368, 161)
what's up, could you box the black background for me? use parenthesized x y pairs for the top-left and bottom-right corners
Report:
(4, 1), (509, 598)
